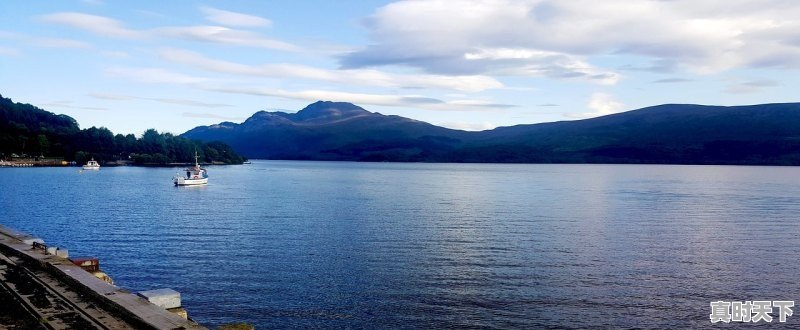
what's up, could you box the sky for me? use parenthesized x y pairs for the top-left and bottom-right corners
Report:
(2, 0), (800, 136)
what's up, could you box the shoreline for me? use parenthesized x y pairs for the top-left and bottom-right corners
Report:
(0, 224), (206, 329)
(243, 158), (800, 167)
(4, 157), (800, 167)
(0, 161), (244, 168)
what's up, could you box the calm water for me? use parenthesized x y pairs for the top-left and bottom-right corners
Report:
(2, 161), (800, 328)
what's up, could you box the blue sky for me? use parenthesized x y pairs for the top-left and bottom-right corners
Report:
(2, 0), (800, 135)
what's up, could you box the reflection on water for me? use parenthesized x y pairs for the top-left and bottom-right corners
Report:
(2, 162), (800, 328)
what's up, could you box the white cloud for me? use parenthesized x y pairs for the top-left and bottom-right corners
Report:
(343, 0), (800, 79)
(41, 100), (108, 111)
(724, 79), (779, 94)
(588, 93), (624, 115)
(0, 31), (22, 39)
(30, 38), (92, 49)
(464, 48), (619, 84)
(89, 93), (134, 100)
(437, 121), (497, 131)
(89, 92), (233, 108)
(155, 26), (299, 51)
(105, 67), (211, 85)
(105, 63), (514, 111)
(101, 50), (129, 58)
(567, 93), (625, 119)
(0, 31), (93, 50)
(182, 112), (245, 121)
(204, 85), (438, 107)
(135, 10), (166, 18)
(202, 85), (514, 111)
(0, 46), (20, 56)
(651, 78), (693, 84)
(446, 99), (516, 109)
(158, 48), (502, 92)
(147, 98), (232, 108)
(39, 12), (299, 51)
(200, 6), (272, 28)
(39, 12), (144, 39)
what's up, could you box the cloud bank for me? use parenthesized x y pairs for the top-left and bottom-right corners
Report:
(343, 0), (800, 79)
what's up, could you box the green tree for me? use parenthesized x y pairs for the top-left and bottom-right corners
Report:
(74, 151), (90, 164)
(33, 134), (49, 156)
(141, 129), (166, 154)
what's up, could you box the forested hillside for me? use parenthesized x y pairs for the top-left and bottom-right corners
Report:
(0, 94), (244, 165)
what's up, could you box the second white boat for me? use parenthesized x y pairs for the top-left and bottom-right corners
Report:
(173, 152), (208, 186)
(82, 158), (100, 170)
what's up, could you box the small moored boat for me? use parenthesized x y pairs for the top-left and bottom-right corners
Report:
(173, 152), (208, 186)
(82, 158), (100, 170)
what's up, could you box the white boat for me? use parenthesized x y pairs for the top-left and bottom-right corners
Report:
(82, 158), (100, 170)
(173, 152), (208, 186)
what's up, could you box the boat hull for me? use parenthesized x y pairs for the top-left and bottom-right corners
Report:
(174, 177), (208, 186)
(82, 166), (100, 170)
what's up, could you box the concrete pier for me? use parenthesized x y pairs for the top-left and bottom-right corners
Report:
(0, 224), (207, 330)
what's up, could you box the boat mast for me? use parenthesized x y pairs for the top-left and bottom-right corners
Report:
(194, 150), (199, 167)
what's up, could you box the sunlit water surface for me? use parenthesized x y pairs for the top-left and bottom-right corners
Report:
(2, 161), (800, 328)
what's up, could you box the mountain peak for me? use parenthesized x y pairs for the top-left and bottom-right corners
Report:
(294, 101), (369, 122)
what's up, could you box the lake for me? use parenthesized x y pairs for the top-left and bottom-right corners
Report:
(2, 161), (800, 328)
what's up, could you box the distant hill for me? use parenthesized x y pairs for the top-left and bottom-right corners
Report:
(0, 94), (245, 165)
(0, 94), (80, 157)
(183, 101), (800, 165)
(183, 101), (466, 161)
(453, 103), (800, 164)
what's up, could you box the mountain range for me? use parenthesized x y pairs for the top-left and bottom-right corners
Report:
(182, 101), (800, 165)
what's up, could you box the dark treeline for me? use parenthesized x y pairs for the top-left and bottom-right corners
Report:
(0, 94), (245, 165)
